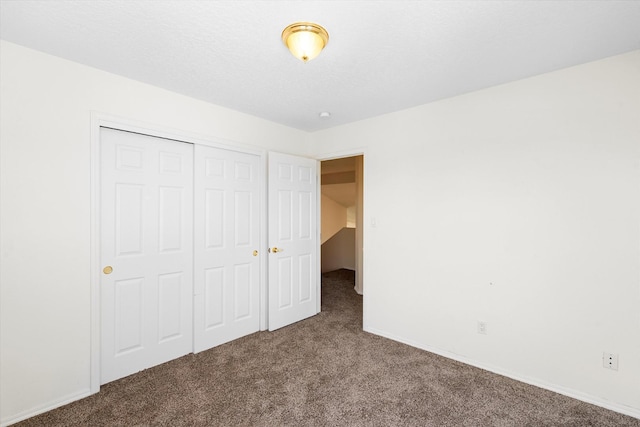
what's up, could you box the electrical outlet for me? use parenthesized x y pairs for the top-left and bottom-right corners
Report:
(603, 352), (619, 370)
(477, 321), (487, 335)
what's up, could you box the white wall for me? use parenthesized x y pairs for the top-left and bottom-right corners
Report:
(0, 41), (311, 425)
(320, 193), (347, 244)
(321, 227), (356, 273)
(312, 51), (640, 416)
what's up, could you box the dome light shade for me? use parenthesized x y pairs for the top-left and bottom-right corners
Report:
(282, 22), (329, 62)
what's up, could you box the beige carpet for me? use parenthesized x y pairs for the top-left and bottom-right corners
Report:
(17, 269), (638, 426)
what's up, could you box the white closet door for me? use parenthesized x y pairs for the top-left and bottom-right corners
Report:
(268, 152), (318, 331)
(193, 145), (261, 352)
(100, 128), (193, 384)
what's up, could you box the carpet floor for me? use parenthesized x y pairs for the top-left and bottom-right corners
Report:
(16, 269), (638, 426)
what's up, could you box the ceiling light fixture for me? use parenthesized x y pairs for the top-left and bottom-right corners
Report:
(282, 22), (329, 63)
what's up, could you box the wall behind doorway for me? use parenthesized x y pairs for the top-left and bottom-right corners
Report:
(321, 228), (356, 273)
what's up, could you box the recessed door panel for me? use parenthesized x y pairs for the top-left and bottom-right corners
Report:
(234, 263), (251, 320)
(158, 272), (183, 342)
(235, 191), (251, 246)
(298, 254), (312, 303)
(205, 189), (225, 248)
(278, 257), (293, 309)
(115, 184), (143, 256)
(299, 166), (312, 183)
(159, 151), (183, 174)
(114, 277), (144, 355)
(278, 190), (292, 241)
(116, 145), (143, 170)
(298, 191), (312, 240)
(206, 157), (224, 177)
(235, 162), (252, 181)
(159, 187), (183, 252)
(204, 267), (224, 329)
(278, 164), (292, 181)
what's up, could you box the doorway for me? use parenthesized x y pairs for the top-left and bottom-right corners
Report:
(320, 155), (363, 296)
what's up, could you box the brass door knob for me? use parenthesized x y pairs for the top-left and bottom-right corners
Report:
(253, 250), (258, 257)
(103, 266), (113, 274)
(271, 247), (283, 253)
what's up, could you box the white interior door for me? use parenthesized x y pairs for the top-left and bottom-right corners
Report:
(100, 128), (193, 384)
(193, 145), (261, 352)
(268, 152), (318, 330)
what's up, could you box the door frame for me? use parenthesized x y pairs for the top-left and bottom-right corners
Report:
(89, 113), (267, 393)
(315, 148), (367, 326)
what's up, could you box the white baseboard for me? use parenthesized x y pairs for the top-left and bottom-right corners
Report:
(364, 326), (640, 420)
(1, 388), (92, 427)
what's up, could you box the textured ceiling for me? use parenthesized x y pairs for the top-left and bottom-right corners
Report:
(1, 1), (639, 132)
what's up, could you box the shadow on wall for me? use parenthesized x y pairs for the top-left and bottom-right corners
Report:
(321, 227), (355, 273)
